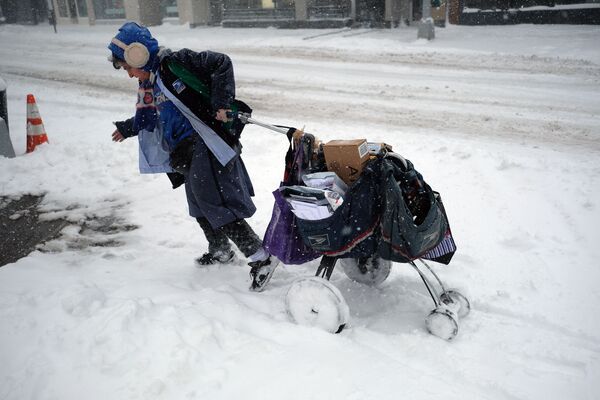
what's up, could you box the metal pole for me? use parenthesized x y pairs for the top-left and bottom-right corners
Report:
(237, 113), (291, 135)
(47, 0), (57, 33)
(423, 0), (431, 20)
(0, 76), (16, 158)
(0, 77), (8, 127)
(417, 0), (435, 40)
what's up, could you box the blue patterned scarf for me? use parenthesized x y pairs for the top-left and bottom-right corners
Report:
(132, 78), (157, 133)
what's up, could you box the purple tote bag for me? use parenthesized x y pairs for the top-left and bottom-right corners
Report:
(263, 188), (321, 265)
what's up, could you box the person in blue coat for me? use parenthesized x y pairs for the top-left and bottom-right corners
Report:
(108, 22), (277, 292)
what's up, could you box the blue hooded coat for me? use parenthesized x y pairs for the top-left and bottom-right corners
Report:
(110, 23), (256, 229)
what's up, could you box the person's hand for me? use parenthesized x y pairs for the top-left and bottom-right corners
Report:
(215, 108), (232, 122)
(112, 129), (125, 142)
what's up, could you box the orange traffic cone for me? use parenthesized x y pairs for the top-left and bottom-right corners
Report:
(26, 94), (49, 153)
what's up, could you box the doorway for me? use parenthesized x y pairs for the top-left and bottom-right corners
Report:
(66, 0), (78, 22)
(355, 0), (385, 26)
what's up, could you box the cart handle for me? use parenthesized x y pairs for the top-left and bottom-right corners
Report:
(227, 111), (290, 135)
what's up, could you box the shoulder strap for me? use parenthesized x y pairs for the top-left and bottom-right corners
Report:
(166, 60), (211, 100)
(167, 59), (241, 137)
(156, 73), (236, 167)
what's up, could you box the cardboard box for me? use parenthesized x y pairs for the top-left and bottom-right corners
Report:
(322, 139), (370, 185)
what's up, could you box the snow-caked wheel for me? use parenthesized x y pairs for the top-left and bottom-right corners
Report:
(440, 290), (471, 318)
(339, 256), (392, 286)
(285, 277), (350, 334)
(425, 307), (459, 340)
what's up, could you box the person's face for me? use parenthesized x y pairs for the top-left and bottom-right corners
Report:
(117, 62), (150, 81)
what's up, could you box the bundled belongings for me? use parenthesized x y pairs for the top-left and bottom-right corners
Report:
(263, 126), (455, 263)
(290, 150), (464, 338)
(236, 113), (467, 339)
(294, 153), (455, 263)
(378, 154), (456, 264)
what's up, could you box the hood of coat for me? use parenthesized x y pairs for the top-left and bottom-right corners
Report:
(108, 22), (159, 72)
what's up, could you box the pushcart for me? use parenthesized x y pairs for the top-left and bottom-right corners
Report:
(238, 113), (471, 340)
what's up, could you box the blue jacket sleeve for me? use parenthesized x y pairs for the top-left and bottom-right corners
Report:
(114, 117), (136, 138)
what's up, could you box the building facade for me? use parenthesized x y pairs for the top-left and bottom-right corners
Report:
(0, 0), (48, 24)
(31, 0), (419, 28)
(1, 0), (598, 27)
(44, 0), (175, 26)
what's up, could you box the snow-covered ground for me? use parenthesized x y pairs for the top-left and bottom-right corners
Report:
(1, 22), (599, 400)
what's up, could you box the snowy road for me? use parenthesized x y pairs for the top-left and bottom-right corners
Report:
(2, 25), (598, 149)
(1, 23), (599, 400)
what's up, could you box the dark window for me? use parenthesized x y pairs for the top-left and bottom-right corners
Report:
(93, 0), (125, 19)
(76, 0), (88, 17)
(161, 0), (178, 17)
(57, 0), (68, 17)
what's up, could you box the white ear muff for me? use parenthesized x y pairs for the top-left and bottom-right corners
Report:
(111, 37), (150, 69)
(124, 42), (149, 69)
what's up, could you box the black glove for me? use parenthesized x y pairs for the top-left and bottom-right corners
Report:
(166, 172), (185, 189)
(169, 135), (197, 174)
(114, 117), (135, 138)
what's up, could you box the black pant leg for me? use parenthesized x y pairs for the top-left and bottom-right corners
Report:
(197, 217), (232, 254)
(219, 219), (262, 258)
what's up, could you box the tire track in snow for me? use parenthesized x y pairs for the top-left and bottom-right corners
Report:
(227, 46), (600, 78)
(235, 78), (599, 150)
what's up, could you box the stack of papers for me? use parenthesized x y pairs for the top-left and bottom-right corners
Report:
(302, 172), (348, 195)
(281, 185), (340, 220)
(288, 200), (332, 220)
(281, 186), (328, 203)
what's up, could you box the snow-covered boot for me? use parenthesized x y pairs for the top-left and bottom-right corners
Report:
(195, 250), (235, 266)
(249, 256), (279, 292)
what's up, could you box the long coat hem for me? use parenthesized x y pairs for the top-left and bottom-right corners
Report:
(183, 136), (256, 230)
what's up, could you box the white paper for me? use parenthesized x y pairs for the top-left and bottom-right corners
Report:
(288, 199), (332, 220)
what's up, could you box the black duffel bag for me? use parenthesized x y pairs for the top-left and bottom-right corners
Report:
(378, 155), (448, 263)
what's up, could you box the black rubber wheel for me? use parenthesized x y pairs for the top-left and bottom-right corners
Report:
(339, 256), (392, 286)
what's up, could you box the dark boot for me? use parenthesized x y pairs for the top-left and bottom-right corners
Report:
(196, 217), (233, 265)
(196, 249), (235, 265)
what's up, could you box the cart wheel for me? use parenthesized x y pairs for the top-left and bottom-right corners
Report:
(339, 256), (392, 286)
(285, 277), (350, 334)
(440, 290), (471, 319)
(425, 307), (459, 340)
